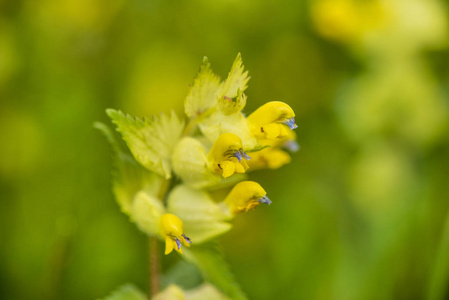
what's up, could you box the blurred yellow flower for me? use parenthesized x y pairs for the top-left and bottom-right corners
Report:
(247, 127), (298, 170)
(311, 0), (386, 44)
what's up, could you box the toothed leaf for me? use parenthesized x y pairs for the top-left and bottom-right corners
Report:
(185, 57), (222, 118)
(94, 122), (162, 215)
(131, 191), (165, 236)
(219, 53), (250, 99)
(106, 109), (184, 178)
(171, 137), (221, 189)
(167, 185), (231, 243)
(183, 244), (247, 300)
(218, 89), (247, 115)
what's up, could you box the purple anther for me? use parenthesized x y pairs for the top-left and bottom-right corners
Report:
(175, 238), (182, 250)
(182, 234), (191, 244)
(283, 117), (298, 130)
(234, 150), (243, 162)
(240, 149), (251, 160)
(258, 195), (272, 205)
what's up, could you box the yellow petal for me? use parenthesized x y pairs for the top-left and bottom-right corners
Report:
(248, 101), (295, 126)
(160, 213), (184, 237)
(220, 161), (235, 178)
(234, 162), (245, 173)
(262, 123), (281, 140)
(224, 181), (267, 215)
(179, 235), (191, 248)
(208, 133), (243, 163)
(247, 148), (291, 170)
(165, 236), (174, 255)
(267, 149), (291, 169)
(279, 125), (290, 138)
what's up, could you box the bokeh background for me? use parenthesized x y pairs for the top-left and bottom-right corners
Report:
(1, 0), (449, 299)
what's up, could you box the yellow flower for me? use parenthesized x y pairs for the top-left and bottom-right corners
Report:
(208, 133), (251, 178)
(160, 213), (191, 255)
(248, 130), (298, 170)
(310, 0), (386, 44)
(248, 148), (291, 170)
(224, 181), (271, 214)
(247, 101), (297, 141)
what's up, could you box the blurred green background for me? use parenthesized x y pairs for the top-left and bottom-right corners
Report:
(1, 0), (449, 299)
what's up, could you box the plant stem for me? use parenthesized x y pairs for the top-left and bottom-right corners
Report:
(182, 106), (216, 137)
(149, 177), (172, 298)
(149, 236), (160, 298)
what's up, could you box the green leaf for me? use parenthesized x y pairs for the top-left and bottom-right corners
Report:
(198, 111), (260, 150)
(98, 284), (146, 300)
(171, 137), (221, 189)
(185, 57), (222, 118)
(161, 260), (202, 290)
(184, 283), (230, 300)
(183, 244), (248, 300)
(218, 89), (247, 115)
(167, 185), (232, 243)
(131, 191), (165, 236)
(219, 53), (250, 99)
(153, 285), (184, 300)
(94, 122), (161, 215)
(106, 109), (184, 179)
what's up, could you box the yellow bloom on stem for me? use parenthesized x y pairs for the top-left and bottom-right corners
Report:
(248, 148), (292, 170)
(208, 133), (251, 179)
(248, 130), (299, 170)
(160, 213), (191, 255)
(247, 101), (297, 141)
(224, 181), (271, 214)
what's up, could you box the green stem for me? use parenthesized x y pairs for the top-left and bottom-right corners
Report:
(149, 178), (172, 298)
(182, 107), (216, 137)
(183, 118), (198, 136)
(149, 237), (160, 298)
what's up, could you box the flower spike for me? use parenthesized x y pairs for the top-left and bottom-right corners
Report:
(160, 213), (191, 255)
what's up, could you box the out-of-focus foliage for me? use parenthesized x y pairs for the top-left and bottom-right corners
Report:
(1, 0), (449, 299)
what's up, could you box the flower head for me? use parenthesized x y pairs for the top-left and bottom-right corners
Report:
(160, 213), (191, 255)
(247, 101), (297, 141)
(208, 133), (251, 178)
(248, 130), (298, 170)
(224, 181), (270, 214)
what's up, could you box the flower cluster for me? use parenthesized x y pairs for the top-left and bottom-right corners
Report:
(101, 54), (298, 256)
